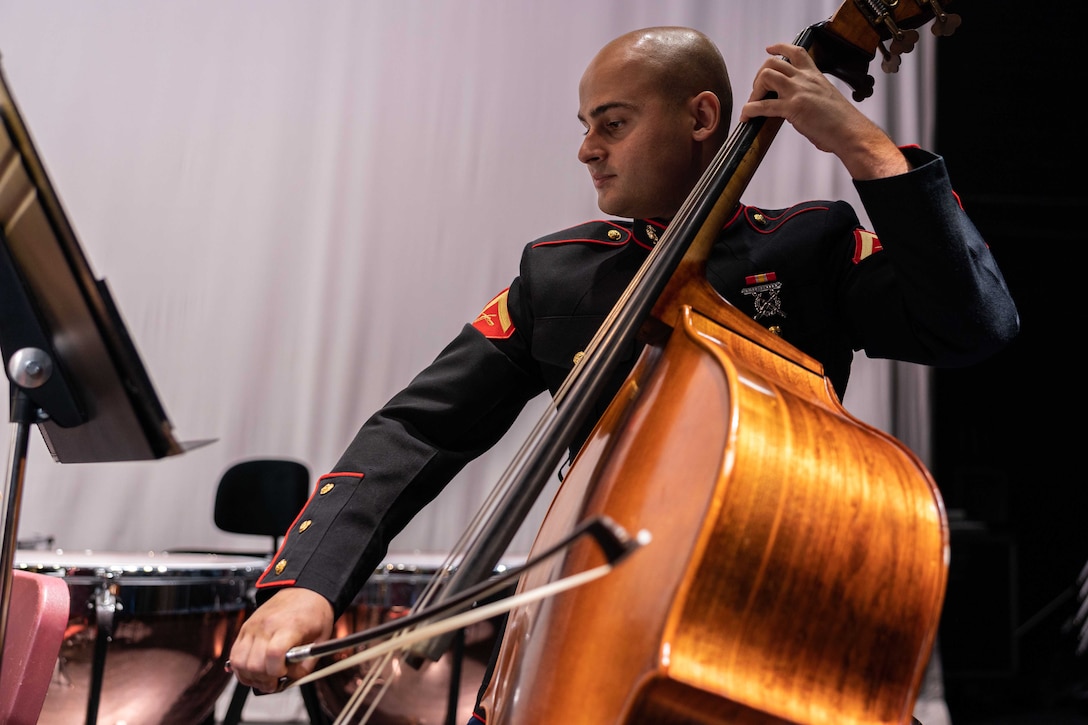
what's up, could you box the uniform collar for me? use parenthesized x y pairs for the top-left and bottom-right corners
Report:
(633, 204), (745, 248)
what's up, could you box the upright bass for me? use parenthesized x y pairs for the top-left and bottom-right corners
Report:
(472, 4), (962, 724)
(289, 2), (965, 723)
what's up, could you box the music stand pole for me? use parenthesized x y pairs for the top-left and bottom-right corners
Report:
(0, 378), (46, 685)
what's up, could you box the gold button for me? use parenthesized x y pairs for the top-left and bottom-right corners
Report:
(299, 520), (312, 533)
(767, 325), (782, 336)
(607, 229), (621, 240)
(320, 482), (334, 495)
(274, 559), (287, 575)
(572, 351), (585, 365)
(753, 213), (766, 225)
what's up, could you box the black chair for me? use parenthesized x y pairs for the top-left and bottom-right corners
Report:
(213, 458), (310, 555)
(199, 458), (329, 725)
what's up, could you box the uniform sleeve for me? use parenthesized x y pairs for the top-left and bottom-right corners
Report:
(845, 147), (1020, 365)
(255, 319), (545, 616)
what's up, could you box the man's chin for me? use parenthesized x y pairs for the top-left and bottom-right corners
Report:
(597, 198), (633, 218)
(597, 197), (662, 220)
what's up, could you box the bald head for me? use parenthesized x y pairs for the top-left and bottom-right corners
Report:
(590, 27), (733, 143)
(576, 26), (735, 218)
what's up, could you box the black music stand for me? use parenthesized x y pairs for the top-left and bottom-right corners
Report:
(0, 56), (212, 720)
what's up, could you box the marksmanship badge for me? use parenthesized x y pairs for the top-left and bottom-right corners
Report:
(741, 272), (785, 321)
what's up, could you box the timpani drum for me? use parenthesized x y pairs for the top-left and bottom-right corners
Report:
(14, 549), (266, 725)
(313, 553), (517, 724)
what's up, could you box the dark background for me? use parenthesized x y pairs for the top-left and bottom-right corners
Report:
(930, 2), (1086, 722)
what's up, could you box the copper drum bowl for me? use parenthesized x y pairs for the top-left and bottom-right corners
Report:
(313, 553), (518, 724)
(14, 549), (266, 724)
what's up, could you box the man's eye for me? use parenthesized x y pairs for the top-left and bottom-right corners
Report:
(580, 119), (624, 137)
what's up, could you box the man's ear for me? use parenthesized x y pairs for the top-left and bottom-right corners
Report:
(690, 90), (721, 141)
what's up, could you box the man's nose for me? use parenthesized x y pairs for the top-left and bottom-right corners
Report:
(578, 132), (602, 164)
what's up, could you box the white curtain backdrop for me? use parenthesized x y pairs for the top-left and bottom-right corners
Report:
(0, 0), (935, 561)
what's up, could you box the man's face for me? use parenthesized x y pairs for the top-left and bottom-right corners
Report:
(577, 51), (702, 221)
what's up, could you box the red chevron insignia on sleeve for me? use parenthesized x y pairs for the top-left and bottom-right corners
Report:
(852, 229), (883, 264)
(472, 288), (516, 339)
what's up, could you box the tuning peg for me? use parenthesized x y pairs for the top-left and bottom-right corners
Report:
(931, 11), (962, 36)
(877, 41), (902, 74)
(889, 28), (920, 56)
(921, 0), (962, 36)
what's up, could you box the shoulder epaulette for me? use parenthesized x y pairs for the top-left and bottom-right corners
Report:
(530, 220), (632, 248)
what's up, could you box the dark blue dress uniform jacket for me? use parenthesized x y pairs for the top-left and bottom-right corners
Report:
(256, 147), (1019, 615)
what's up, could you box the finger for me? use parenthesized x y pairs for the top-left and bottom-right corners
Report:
(746, 66), (788, 104)
(739, 99), (770, 123)
(226, 632), (254, 679)
(231, 632), (284, 693)
(250, 676), (290, 696)
(286, 649), (320, 680)
(766, 43), (811, 68)
(261, 637), (292, 683)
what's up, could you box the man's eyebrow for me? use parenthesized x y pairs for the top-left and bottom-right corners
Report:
(577, 101), (637, 124)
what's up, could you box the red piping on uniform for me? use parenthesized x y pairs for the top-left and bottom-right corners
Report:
(747, 205), (831, 234)
(530, 220), (630, 248)
(255, 471), (366, 588)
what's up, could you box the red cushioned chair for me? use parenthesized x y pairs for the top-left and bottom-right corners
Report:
(0, 569), (71, 725)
